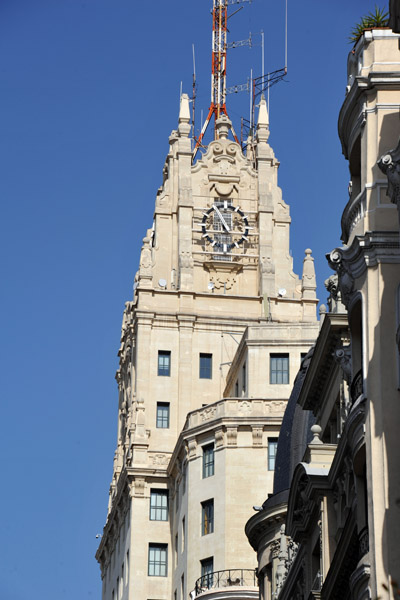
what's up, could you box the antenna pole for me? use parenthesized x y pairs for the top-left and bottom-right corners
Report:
(285, 0), (288, 71)
(193, 0), (242, 161)
(192, 44), (197, 146)
(261, 30), (264, 91)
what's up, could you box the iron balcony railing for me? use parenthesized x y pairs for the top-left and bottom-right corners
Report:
(350, 369), (363, 404)
(194, 569), (258, 595)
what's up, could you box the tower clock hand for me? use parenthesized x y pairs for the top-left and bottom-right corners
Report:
(212, 204), (231, 233)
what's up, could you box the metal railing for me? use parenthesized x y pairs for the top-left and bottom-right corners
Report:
(350, 369), (363, 404)
(195, 569), (258, 595)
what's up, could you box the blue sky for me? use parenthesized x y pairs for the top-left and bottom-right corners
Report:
(0, 1), (386, 598)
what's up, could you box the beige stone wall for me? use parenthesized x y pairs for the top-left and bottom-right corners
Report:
(96, 94), (318, 600)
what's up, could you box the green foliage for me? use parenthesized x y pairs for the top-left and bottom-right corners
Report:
(349, 5), (389, 45)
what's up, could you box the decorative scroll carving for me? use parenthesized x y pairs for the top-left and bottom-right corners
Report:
(327, 248), (355, 309)
(226, 427), (238, 446)
(187, 438), (197, 458)
(215, 429), (224, 448)
(252, 427), (263, 446)
(325, 273), (346, 313)
(378, 138), (400, 207)
(333, 344), (352, 384)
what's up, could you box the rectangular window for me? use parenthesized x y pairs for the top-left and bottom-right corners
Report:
(270, 354), (289, 384)
(242, 361), (246, 393)
(156, 402), (170, 428)
(201, 557), (214, 589)
(199, 353), (212, 379)
(202, 499), (214, 535)
(150, 490), (169, 521)
(203, 444), (215, 478)
(268, 438), (278, 471)
(148, 544), (168, 577)
(158, 350), (171, 376)
(182, 516), (185, 552)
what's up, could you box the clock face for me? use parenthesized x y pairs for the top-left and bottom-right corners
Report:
(201, 200), (250, 254)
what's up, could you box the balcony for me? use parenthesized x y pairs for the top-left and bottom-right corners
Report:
(194, 569), (258, 600)
(350, 369), (363, 405)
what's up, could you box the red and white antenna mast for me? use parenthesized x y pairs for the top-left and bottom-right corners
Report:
(193, 0), (247, 161)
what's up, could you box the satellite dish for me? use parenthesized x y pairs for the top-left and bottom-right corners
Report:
(278, 288), (287, 297)
(158, 278), (167, 288)
(208, 282), (215, 290)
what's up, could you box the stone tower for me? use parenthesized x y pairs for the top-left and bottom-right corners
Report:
(96, 93), (319, 600)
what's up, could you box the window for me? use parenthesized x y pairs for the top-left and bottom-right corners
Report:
(268, 438), (278, 471)
(148, 544), (168, 577)
(235, 380), (239, 396)
(175, 534), (178, 563)
(158, 350), (171, 376)
(202, 499), (214, 535)
(242, 361), (246, 393)
(156, 402), (170, 428)
(203, 444), (215, 478)
(150, 490), (169, 521)
(201, 557), (214, 589)
(181, 574), (185, 598)
(199, 353), (212, 379)
(270, 353), (289, 384)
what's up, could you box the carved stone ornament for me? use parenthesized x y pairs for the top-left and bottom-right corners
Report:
(187, 438), (197, 458)
(239, 400), (251, 414)
(324, 273), (344, 312)
(200, 406), (217, 421)
(150, 453), (169, 466)
(134, 477), (145, 497)
(179, 251), (194, 269)
(378, 137), (400, 207)
(252, 427), (263, 446)
(215, 429), (224, 448)
(333, 344), (352, 384)
(226, 427), (238, 446)
(326, 248), (355, 309)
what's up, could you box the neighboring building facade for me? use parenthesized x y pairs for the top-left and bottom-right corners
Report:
(246, 25), (400, 600)
(95, 91), (319, 600)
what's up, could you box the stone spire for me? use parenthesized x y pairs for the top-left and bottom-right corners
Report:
(301, 249), (317, 300)
(178, 93), (191, 137)
(256, 94), (270, 143)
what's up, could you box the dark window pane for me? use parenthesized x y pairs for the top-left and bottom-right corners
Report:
(270, 354), (289, 385)
(150, 490), (169, 521)
(203, 444), (214, 478)
(148, 544), (168, 577)
(202, 500), (214, 535)
(157, 402), (170, 428)
(200, 353), (212, 379)
(158, 351), (171, 376)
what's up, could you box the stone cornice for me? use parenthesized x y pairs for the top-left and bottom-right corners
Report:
(245, 499), (287, 551)
(339, 69), (400, 158)
(297, 313), (349, 413)
(328, 232), (400, 288)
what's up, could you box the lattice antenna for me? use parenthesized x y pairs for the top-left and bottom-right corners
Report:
(192, 0), (250, 162)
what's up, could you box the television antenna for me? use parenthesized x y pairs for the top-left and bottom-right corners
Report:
(192, 0), (288, 156)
